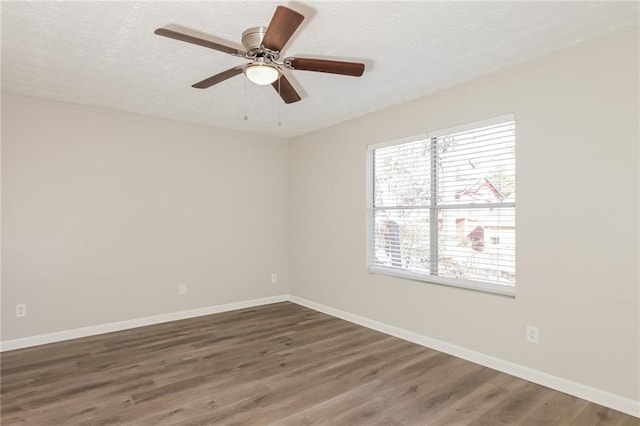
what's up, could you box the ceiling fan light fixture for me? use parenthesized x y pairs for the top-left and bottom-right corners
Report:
(245, 63), (280, 85)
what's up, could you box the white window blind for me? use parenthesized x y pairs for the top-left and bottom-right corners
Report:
(367, 115), (516, 296)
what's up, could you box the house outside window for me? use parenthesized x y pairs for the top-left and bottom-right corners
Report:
(366, 115), (516, 296)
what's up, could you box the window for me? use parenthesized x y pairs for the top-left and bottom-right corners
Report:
(367, 115), (516, 296)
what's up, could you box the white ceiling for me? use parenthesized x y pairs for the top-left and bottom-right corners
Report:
(2, 1), (638, 138)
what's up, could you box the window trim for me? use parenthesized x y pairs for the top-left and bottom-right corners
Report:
(366, 114), (516, 297)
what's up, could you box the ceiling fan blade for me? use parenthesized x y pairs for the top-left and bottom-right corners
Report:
(154, 28), (244, 56)
(287, 57), (365, 77)
(192, 66), (244, 89)
(272, 75), (301, 104)
(262, 6), (304, 52)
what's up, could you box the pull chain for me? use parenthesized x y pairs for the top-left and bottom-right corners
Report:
(243, 77), (248, 121)
(277, 77), (282, 127)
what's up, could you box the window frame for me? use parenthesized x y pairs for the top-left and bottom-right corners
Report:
(366, 114), (516, 297)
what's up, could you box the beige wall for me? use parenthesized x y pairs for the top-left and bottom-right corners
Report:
(1, 94), (289, 340)
(289, 27), (639, 401)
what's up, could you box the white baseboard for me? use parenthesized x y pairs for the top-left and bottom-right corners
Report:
(2, 293), (638, 418)
(0, 295), (288, 352)
(288, 295), (640, 418)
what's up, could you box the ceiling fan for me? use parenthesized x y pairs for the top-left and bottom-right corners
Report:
(154, 5), (365, 104)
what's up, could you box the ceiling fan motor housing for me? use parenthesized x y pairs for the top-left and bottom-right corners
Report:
(242, 26), (268, 56)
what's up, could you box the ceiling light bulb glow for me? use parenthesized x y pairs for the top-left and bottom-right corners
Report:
(245, 64), (280, 85)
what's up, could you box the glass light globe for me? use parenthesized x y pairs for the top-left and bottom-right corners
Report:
(245, 64), (280, 85)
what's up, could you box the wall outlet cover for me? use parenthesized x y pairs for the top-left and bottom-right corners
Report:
(16, 304), (27, 317)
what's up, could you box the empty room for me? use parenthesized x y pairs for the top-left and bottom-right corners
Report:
(1, 1), (639, 425)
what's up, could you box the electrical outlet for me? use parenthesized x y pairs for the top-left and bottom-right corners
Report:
(271, 273), (277, 284)
(178, 283), (187, 295)
(526, 325), (539, 344)
(16, 304), (27, 317)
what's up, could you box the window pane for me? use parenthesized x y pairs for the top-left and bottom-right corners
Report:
(373, 139), (431, 208)
(438, 122), (515, 205)
(372, 209), (431, 273)
(437, 206), (515, 286)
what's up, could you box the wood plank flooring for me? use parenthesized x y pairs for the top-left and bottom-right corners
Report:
(1, 302), (638, 425)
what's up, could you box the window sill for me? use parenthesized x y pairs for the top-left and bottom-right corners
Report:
(368, 265), (516, 298)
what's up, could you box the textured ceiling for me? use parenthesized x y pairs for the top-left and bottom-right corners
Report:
(2, 1), (638, 138)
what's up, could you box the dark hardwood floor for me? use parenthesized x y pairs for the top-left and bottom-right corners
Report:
(1, 302), (638, 425)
